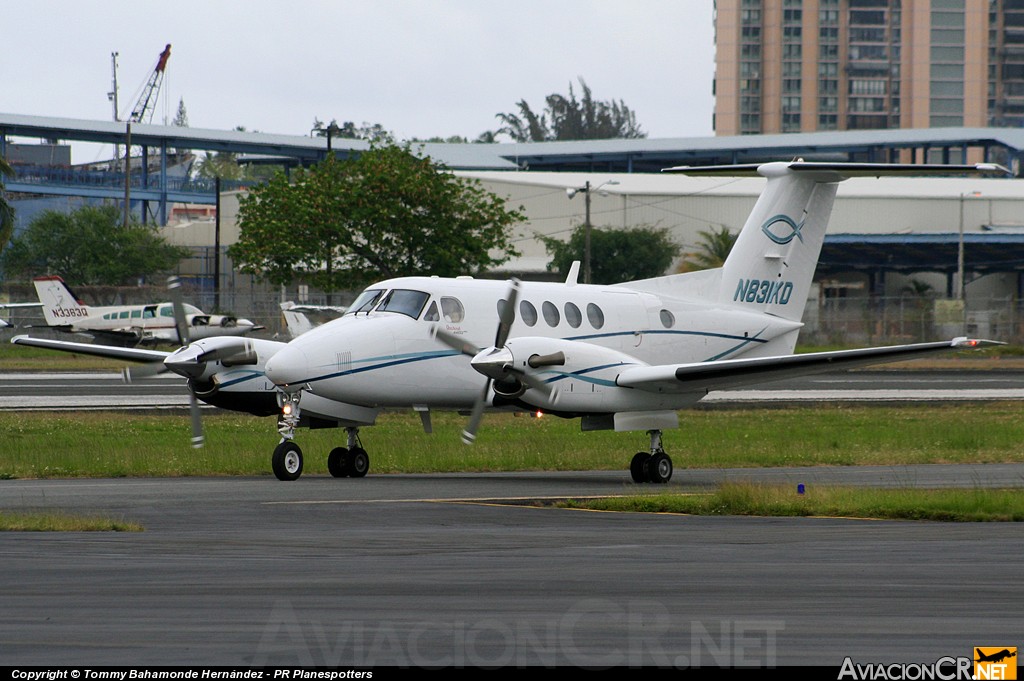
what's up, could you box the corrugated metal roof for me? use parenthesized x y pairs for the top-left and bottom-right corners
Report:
(4, 112), (1024, 173)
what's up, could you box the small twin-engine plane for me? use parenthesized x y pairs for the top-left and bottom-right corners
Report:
(30, 275), (261, 346)
(13, 161), (1005, 482)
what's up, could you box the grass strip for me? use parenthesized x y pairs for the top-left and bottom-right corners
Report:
(1, 402), (1024, 478)
(0, 510), (143, 532)
(559, 483), (1024, 522)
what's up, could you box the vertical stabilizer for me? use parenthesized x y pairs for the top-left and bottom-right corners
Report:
(33, 276), (91, 327)
(662, 162), (1008, 326)
(718, 163), (837, 323)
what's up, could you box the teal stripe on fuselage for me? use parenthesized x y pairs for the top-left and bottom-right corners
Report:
(295, 328), (770, 386)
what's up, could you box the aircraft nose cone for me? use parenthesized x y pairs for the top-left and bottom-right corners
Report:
(265, 346), (310, 388)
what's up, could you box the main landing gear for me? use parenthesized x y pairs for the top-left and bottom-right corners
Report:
(326, 428), (369, 478)
(629, 430), (673, 484)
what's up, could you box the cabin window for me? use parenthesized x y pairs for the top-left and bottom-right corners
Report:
(440, 297), (465, 323)
(377, 289), (429, 319)
(519, 300), (538, 326)
(131, 309), (141, 319)
(119, 311), (130, 320)
(660, 309), (676, 328)
(423, 301), (440, 322)
(143, 307), (155, 319)
(564, 302), (582, 328)
(159, 306), (174, 318)
(587, 303), (605, 329)
(346, 288), (385, 315)
(542, 301), (560, 327)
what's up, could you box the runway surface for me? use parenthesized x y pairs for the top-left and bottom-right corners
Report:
(3, 369), (1024, 410)
(2, 467), (1022, 667)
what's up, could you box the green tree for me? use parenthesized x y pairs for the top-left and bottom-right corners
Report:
(495, 78), (646, 142)
(0, 205), (188, 285)
(0, 156), (14, 257)
(541, 225), (679, 284)
(229, 141), (524, 299)
(678, 226), (737, 272)
(313, 118), (392, 143)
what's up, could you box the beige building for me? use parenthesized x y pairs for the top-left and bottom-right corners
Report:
(714, 0), (1023, 149)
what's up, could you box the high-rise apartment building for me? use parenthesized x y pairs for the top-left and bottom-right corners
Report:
(714, 0), (1024, 137)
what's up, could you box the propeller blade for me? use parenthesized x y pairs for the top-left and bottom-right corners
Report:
(461, 379), (491, 445)
(432, 326), (481, 357)
(512, 368), (559, 405)
(168, 276), (190, 345)
(188, 392), (205, 448)
(494, 278), (520, 349)
(121, 362), (168, 383)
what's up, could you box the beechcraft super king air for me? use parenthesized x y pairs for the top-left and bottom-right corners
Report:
(30, 275), (260, 346)
(13, 161), (1006, 481)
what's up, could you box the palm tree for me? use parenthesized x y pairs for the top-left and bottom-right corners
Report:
(0, 156), (15, 256)
(678, 226), (737, 272)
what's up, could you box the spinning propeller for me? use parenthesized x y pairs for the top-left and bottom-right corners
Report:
(119, 278), (261, 448)
(169, 276), (206, 448)
(432, 279), (560, 444)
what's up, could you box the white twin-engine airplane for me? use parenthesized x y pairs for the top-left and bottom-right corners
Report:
(13, 161), (1005, 482)
(30, 275), (261, 346)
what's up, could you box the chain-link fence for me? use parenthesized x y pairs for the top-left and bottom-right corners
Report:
(2, 280), (1021, 347)
(803, 296), (1024, 346)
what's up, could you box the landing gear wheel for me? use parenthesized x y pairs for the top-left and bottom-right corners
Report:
(647, 452), (673, 484)
(349, 447), (370, 478)
(327, 447), (351, 478)
(272, 441), (303, 481)
(630, 452), (651, 483)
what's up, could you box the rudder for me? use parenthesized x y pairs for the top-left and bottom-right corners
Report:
(33, 276), (91, 327)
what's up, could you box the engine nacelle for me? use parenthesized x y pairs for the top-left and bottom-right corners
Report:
(188, 314), (238, 328)
(501, 337), (645, 377)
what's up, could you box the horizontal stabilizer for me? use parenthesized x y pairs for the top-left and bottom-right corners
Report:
(663, 161), (1010, 179)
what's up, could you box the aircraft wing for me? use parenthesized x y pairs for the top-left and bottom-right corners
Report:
(11, 335), (170, 363)
(615, 338), (999, 394)
(0, 302), (43, 309)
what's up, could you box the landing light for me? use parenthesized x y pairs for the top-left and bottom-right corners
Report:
(282, 403), (295, 417)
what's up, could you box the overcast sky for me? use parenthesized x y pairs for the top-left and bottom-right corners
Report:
(5, 1), (715, 159)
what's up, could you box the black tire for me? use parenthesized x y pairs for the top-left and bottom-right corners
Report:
(327, 447), (351, 478)
(630, 452), (651, 483)
(349, 447), (370, 478)
(647, 452), (673, 484)
(272, 441), (303, 481)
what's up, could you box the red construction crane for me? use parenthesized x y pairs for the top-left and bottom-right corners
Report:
(128, 44), (172, 124)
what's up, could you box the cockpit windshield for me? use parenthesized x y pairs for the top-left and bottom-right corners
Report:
(345, 289), (384, 315)
(376, 289), (430, 319)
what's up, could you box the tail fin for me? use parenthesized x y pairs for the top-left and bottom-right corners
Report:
(667, 161), (1008, 324)
(33, 276), (91, 327)
(717, 162), (837, 323)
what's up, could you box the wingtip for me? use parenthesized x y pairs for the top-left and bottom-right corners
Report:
(951, 337), (1005, 348)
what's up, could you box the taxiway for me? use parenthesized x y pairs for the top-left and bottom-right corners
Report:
(2, 467), (1022, 666)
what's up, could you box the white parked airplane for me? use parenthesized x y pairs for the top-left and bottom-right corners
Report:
(279, 301), (347, 338)
(13, 161), (1005, 482)
(30, 275), (261, 346)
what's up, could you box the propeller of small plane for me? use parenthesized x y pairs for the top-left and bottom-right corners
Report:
(168, 276), (206, 448)
(431, 278), (560, 444)
(117, 277), (260, 449)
